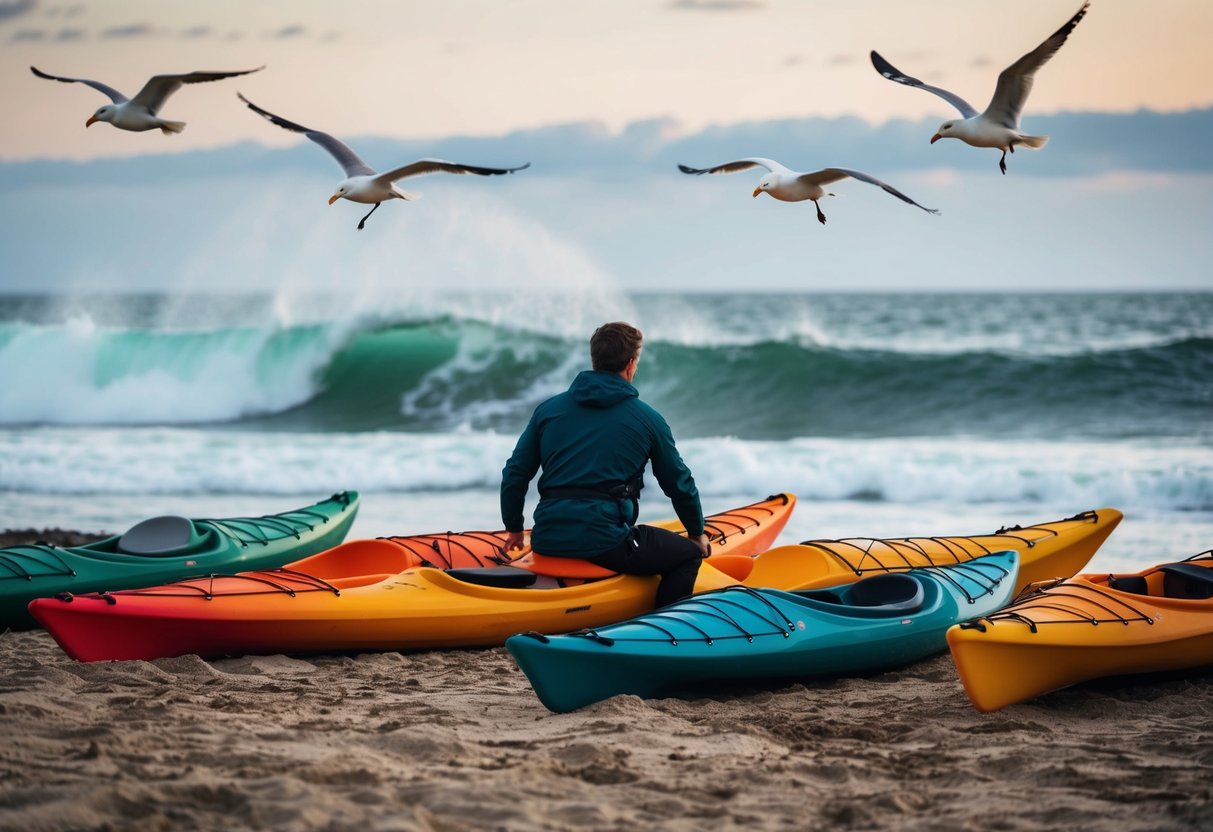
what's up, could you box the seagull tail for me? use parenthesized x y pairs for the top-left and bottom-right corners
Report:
(1016, 133), (1049, 150)
(159, 120), (186, 135)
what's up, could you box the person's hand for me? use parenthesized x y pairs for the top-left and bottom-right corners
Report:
(692, 533), (711, 559)
(503, 531), (527, 554)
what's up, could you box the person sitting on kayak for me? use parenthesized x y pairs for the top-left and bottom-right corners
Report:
(501, 321), (710, 607)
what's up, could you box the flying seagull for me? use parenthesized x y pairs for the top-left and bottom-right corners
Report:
(30, 65), (264, 134)
(238, 93), (530, 230)
(678, 158), (939, 225)
(870, 1), (1089, 174)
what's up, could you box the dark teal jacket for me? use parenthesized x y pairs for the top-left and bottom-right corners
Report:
(501, 370), (704, 557)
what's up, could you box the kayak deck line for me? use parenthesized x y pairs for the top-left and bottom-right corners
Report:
(197, 491), (356, 548)
(568, 587), (795, 647)
(927, 560), (1015, 604)
(959, 578), (1161, 633)
(702, 493), (789, 545)
(992, 510), (1103, 539)
(381, 531), (516, 569)
(797, 509), (1103, 577)
(561, 557), (1015, 649)
(375, 493), (795, 570)
(0, 545), (76, 580)
(960, 549), (1213, 634)
(57, 567), (348, 602)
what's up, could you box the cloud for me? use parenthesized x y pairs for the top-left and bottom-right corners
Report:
(3, 107), (1211, 184)
(9, 27), (42, 40)
(1073, 171), (1182, 192)
(53, 25), (82, 40)
(2, 108), (1212, 294)
(0, 0), (34, 23)
(181, 24), (212, 39)
(783, 53), (856, 69)
(101, 22), (156, 39)
(668, 0), (765, 12)
(904, 167), (963, 189)
(43, 3), (83, 18)
(267, 24), (306, 39)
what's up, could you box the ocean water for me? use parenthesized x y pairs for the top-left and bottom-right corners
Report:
(0, 290), (1209, 572)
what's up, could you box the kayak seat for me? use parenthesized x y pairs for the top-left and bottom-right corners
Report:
(706, 554), (754, 582)
(514, 552), (619, 579)
(117, 515), (204, 556)
(1159, 563), (1213, 600)
(1108, 575), (1148, 595)
(849, 573), (925, 613)
(445, 566), (540, 589)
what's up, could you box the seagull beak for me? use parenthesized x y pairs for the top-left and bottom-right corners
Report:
(85, 116), (98, 128)
(328, 194), (341, 205)
(752, 187), (762, 198)
(930, 133), (941, 144)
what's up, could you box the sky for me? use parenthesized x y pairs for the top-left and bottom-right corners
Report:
(1, 0), (1212, 292)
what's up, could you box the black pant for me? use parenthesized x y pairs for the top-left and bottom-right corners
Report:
(589, 525), (703, 608)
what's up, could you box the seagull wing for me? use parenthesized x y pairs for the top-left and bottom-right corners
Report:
(678, 158), (790, 176)
(132, 67), (265, 115)
(984, 2), (1089, 128)
(30, 66), (128, 104)
(375, 160), (531, 184)
(869, 51), (979, 119)
(813, 168), (941, 215)
(237, 92), (375, 177)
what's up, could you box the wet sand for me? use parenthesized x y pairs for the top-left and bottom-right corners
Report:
(2, 531), (1211, 831)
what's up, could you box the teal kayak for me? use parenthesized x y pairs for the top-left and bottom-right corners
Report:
(506, 550), (1019, 713)
(1, 491), (359, 630)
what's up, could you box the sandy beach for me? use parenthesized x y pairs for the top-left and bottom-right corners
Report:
(3, 0), (1210, 825)
(2, 533), (1211, 831)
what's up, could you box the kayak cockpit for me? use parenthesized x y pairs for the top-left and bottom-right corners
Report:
(1108, 560), (1213, 600)
(794, 573), (927, 616)
(444, 566), (577, 590)
(117, 515), (211, 556)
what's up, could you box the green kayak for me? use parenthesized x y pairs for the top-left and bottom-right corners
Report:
(1, 491), (359, 630)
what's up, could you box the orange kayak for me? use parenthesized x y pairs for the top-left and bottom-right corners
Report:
(370, 492), (795, 572)
(947, 551), (1213, 712)
(29, 494), (796, 662)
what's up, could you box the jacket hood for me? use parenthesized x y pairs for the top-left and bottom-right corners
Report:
(568, 370), (638, 409)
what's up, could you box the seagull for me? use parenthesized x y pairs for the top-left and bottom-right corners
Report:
(677, 158), (939, 225)
(237, 93), (531, 230)
(870, 2), (1089, 174)
(30, 65), (264, 135)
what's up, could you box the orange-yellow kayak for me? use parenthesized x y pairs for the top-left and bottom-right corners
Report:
(367, 492), (795, 571)
(746, 508), (1122, 593)
(947, 551), (1213, 712)
(29, 495), (795, 661)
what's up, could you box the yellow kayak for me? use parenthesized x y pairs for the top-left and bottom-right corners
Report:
(745, 508), (1122, 593)
(947, 551), (1213, 712)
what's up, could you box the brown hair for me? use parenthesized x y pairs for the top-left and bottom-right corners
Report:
(590, 322), (643, 372)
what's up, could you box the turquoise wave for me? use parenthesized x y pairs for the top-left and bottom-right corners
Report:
(1, 312), (1207, 440)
